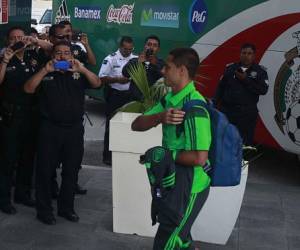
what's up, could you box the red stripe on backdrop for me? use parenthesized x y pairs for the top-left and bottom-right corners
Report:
(196, 13), (300, 149)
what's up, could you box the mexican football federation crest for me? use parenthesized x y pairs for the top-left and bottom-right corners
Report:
(274, 31), (300, 146)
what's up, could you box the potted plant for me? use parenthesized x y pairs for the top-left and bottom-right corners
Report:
(119, 62), (169, 113)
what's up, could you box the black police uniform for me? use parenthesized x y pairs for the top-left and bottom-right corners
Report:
(35, 70), (88, 217)
(122, 57), (165, 101)
(214, 63), (269, 145)
(71, 44), (87, 65)
(0, 49), (40, 209)
(48, 44), (88, 196)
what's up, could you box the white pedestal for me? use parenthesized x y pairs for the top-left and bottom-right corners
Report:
(191, 166), (248, 244)
(110, 112), (248, 245)
(110, 112), (161, 236)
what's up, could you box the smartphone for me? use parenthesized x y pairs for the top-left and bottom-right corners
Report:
(10, 41), (25, 51)
(145, 49), (153, 58)
(236, 67), (244, 73)
(72, 30), (82, 41)
(54, 60), (71, 71)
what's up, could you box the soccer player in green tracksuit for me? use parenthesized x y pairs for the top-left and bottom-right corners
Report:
(132, 48), (211, 250)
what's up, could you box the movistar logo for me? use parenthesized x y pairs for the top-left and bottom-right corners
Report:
(140, 5), (179, 28)
(142, 8), (153, 22)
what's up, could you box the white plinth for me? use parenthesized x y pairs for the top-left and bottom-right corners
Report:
(110, 112), (248, 245)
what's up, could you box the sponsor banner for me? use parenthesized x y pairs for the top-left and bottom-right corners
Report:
(189, 0), (208, 34)
(141, 4), (179, 28)
(106, 3), (134, 24)
(0, 0), (8, 24)
(55, 0), (70, 23)
(74, 6), (101, 21)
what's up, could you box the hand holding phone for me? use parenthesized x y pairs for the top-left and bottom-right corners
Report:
(53, 60), (71, 71)
(10, 41), (25, 51)
(235, 67), (246, 80)
(236, 67), (244, 73)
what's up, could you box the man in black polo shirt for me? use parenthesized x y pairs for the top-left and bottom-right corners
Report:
(59, 20), (96, 66)
(24, 41), (101, 225)
(122, 35), (164, 101)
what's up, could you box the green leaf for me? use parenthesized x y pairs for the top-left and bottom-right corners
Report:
(119, 101), (145, 113)
(127, 63), (151, 100)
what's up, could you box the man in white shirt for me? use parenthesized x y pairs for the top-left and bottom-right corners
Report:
(99, 36), (137, 165)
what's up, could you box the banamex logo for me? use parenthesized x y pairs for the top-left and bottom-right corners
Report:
(189, 0), (208, 34)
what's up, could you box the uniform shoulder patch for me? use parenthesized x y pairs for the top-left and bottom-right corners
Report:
(103, 59), (108, 65)
(226, 62), (234, 67)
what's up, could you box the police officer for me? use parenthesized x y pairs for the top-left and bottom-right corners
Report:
(24, 40), (102, 225)
(0, 27), (41, 214)
(122, 35), (165, 101)
(59, 20), (96, 66)
(46, 23), (89, 195)
(99, 36), (137, 165)
(214, 43), (269, 146)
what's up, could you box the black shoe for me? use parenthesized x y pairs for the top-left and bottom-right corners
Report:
(14, 195), (36, 207)
(75, 184), (87, 195)
(0, 204), (17, 215)
(57, 211), (79, 222)
(36, 213), (56, 225)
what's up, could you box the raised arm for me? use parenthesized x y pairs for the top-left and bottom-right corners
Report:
(80, 34), (97, 66)
(131, 108), (185, 131)
(0, 48), (15, 85)
(24, 60), (54, 93)
(70, 59), (101, 88)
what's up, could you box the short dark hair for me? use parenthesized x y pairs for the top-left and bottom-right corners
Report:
(5, 26), (25, 46)
(30, 27), (38, 35)
(6, 26), (25, 39)
(169, 48), (200, 78)
(49, 24), (65, 37)
(241, 43), (256, 53)
(52, 40), (72, 53)
(145, 35), (160, 47)
(59, 20), (72, 29)
(120, 36), (133, 46)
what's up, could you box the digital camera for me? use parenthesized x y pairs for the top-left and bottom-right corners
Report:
(11, 41), (25, 51)
(145, 48), (154, 58)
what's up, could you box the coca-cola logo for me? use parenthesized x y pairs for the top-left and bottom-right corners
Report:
(106, 3), (134, 24)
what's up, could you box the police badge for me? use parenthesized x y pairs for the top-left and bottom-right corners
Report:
(31, 59), (38, 67)
(250, 71), (257, 78)
(72, 72), (81, 80)
(73, 50), (79, 56)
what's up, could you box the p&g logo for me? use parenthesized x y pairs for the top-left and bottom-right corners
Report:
(189, 0), (208, 34)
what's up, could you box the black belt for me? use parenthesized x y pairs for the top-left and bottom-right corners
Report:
(222, 102), (256, 110)
(42, 118), (83, 128)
